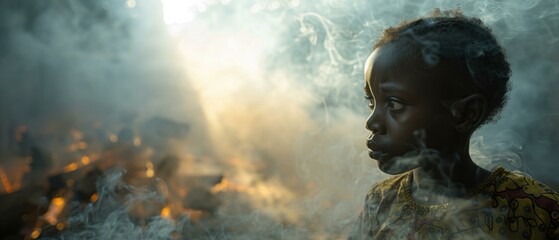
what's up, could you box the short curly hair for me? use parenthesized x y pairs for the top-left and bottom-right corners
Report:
(373, 9), (511, 125)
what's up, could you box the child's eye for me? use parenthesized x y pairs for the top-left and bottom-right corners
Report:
(387, 98), (405, 112)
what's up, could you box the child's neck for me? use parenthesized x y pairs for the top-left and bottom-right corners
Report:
(410, 146), (490, 204)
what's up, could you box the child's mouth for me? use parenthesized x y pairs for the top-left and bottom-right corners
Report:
(368, 149), (387, 160)
(366, 139), (387, 160)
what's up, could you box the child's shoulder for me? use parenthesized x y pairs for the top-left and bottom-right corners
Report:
(494, 167), (559, 198)
(492, 167), (559, 208)
(489, 167), (559, 238)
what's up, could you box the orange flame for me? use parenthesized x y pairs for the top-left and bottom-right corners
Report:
(30, 228), (41, 239)
(211, 179), (254, 194)
(0, 167), (13, 193)
(43, 197), (66, 225)
(81, 156), (91, 165)
(63, 163), (78, 173)
(90, 193), (99, 202)
(160, 206), (172, 219)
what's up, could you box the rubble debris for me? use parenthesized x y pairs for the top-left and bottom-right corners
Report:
(0, 122), (226, 239)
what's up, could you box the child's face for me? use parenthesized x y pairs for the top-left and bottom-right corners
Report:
(364, 42), (458, 174)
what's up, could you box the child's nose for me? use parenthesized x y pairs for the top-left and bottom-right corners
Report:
(366, 110), (385, 134)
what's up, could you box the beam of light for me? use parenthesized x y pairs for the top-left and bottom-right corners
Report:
(161, 0), (203, 24)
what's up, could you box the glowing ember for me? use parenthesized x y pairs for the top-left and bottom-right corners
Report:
(90, 193), (99, 202)
(0, 166), (14, 193)
(55, 222), (65, 231)
(146, 161), (154, 178)
(30, 229), (41, 239)
(63, 163), (78, 173)
(211, 179), (254, 194)
(67, 141), (88, 152)
(43, 197), (66, 225)
(160, 206), (172, 219)
(81, 156), (90, 165)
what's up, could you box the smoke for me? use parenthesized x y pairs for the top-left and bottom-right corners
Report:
(0, 0), (212, 162)
(52, 169), (176, 240)
(1, 0), (558, 239)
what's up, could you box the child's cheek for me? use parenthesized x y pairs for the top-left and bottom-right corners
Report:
(390, 110), (433, 148)
(390, 108), (423, 126)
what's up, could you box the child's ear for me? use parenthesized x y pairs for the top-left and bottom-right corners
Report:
(449, 94), (487, 133)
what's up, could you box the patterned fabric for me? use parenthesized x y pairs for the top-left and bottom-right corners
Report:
(349, 167), (559, 239)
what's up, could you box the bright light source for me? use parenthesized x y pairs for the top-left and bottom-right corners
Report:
(126, 0), (136, 8)
(161, 0), (199, 24)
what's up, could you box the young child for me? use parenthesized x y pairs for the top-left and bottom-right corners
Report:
(350, 10), (559, 239)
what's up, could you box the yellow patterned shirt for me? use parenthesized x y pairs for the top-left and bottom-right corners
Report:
(349, 167), (559, 239)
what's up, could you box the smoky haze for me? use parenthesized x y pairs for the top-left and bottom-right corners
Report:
(0, 0), (558, 239)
